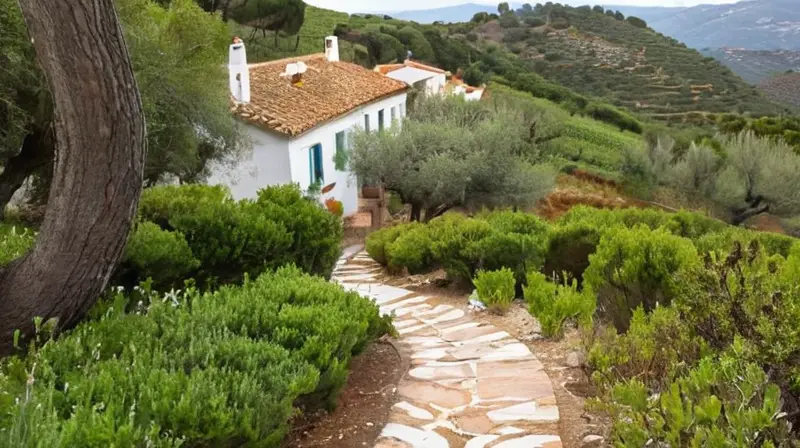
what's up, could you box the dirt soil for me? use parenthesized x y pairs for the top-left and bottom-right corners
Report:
(382, 272), (611, 448)
(282, 339), (408, 448)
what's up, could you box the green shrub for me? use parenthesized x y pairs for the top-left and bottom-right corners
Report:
(603, 347), (793, 446)
(544, 222), (602, 281)
(133, 184), (342, 288)
(137, 184), (231, 228)
(584, 226), (700, 332)
(474, 268), (515, 313)
(167, 199), (293, 286)
(694, 226), (797, 257)
(366, 223), (416, 266)
(674, 241), (800, 395)
(0, 224), (34, 267)
(386, 225), (433, 273)
(584, 101), (643, 134)
(120, 222), (200, 290)
(429, 215), (494, 283)
(0, 266), (390, 445)
(588, 306), (708, 391)
(664, 210), (727, 239)
(524, 272), (594, 338)
(253, 185), (343, 278)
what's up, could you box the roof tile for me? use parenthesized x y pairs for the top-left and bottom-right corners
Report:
(232, 54), (408, 137)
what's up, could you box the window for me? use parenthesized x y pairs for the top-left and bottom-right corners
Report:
(335, 131), (347, 171)
(400, 102), (406, 117)
(364, 114), (370, 132)
(391, 107), (397, 123)
(378, 109), (385, 132)
(309, 143), (323, 185)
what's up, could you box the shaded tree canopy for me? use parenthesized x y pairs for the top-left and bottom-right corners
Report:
(0, 0), (244, 216)
(649, 132), (800, 226)
(348, 95), (556, 221)
(228, 0), (307, 44)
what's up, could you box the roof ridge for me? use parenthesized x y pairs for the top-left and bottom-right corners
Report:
(248, 53), (325, 68)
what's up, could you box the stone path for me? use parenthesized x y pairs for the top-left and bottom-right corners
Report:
(333, 251), (563, 448)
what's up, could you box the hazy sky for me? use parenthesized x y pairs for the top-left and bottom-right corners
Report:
(307, 0), (740, 13)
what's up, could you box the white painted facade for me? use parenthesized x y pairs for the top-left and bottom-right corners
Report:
(386, 66), (447, 96)
(421, 72), (447, 96)
(208, 92), (407, 217)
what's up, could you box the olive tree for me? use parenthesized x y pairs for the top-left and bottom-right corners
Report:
(0, 0), (244, 217)
(651, 132), (800, 226)
(0, 0), (145, 355)
(348, 96), (556, 221)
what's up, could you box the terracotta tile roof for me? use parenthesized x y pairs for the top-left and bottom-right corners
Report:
(232, 54), (408, 137)
(449, 77), (484, 93)
(375, 59), (448, 75)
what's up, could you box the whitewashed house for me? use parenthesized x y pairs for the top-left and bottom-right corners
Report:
(208, 36), (409, 217)
(376, 60), (485, 101)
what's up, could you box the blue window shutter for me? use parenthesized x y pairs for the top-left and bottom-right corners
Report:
(308, 146), (314, 185)
(316, 144), (324, 183)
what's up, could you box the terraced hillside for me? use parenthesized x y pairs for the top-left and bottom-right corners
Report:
(473, 4), (789, 125)
(703, 48), (800, 84)
(759, 72), (800, 108)
(237, 4), (793, 128)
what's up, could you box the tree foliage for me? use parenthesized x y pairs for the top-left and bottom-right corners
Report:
(1, 0), (245, 214)
(650, 132), (800, 225)
(348, 95), (556, 221)
(228, 0), (306, 45)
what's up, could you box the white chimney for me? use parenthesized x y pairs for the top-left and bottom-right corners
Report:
(325, 36), (339, 62)
(229, 37), (250, 103)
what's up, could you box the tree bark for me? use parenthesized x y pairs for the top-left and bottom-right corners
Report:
(0, 126), (54, 220)
(0, 0), (146, 355)
(410, 203), (422, 222)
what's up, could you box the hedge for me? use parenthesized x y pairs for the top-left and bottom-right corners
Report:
(119, 184), (342, 290)
(0, 266), (390, 446)
(367, 211), (550, 286)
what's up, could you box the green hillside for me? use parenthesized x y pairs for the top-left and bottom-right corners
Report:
(470, 4), (790, 125)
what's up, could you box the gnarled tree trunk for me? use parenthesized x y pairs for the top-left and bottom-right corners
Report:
(0, 0), (146, 355)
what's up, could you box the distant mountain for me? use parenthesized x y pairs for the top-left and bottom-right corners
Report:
(702, 48), (800, 83)
(388, 3), (503, 24)
(618, 0), (800, 51)
(601, 5), (687, 25)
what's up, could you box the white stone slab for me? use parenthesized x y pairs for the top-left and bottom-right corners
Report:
(394, 304), (432, 317)
(347, 284), (413, 304)
(379, 423), (449, 448)
(398, 324), (429, 335)
(479, 343), (533, 362)
(488, 401), (559, 423)
(465, 435), (500, 448)
(381, 296), (429, 314)
(335, 273), (378, 282)
(422, 309), (464, 324)
(492, 435), (561, 448)
(393, 401), (435, 420)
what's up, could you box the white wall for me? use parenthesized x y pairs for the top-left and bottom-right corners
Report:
(289, 92), (407, 217)
(423, 73), (447, 96)
(207, 125), (291, 200)
(208, 92), (407, 217)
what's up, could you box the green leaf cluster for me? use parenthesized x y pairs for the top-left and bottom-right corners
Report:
(473, 267), (516, 314)
(0, 266), (390, 446)
(121, 184), (342, 289)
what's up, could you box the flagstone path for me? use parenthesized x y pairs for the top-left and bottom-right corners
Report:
(333, 250), (563, 448)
